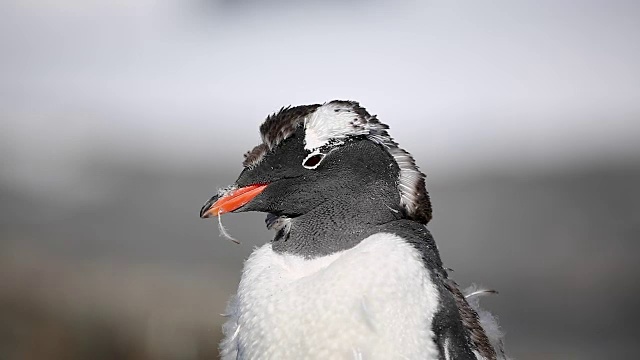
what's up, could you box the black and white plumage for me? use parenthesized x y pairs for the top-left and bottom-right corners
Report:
(200, 100), (506, 359)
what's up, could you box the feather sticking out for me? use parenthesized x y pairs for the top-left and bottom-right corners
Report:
(229, 324), (241, 343)
(463, 285), (509, 360)
(219, 296), (240, 358)
(217, 213), (240, 244)
(445, 280), (496, 359)
(385, 203), (400, 213)
(465, 289), (499, 299)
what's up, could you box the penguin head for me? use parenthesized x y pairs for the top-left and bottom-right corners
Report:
(200, 100), (432, 225)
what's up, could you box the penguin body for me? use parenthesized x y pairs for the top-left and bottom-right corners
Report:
(221, 232), (440, 360)
(200, 101), (505, 360)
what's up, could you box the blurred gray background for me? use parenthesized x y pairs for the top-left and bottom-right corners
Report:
(1, 1), (639, 359)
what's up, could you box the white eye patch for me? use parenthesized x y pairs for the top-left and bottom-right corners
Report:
(302, 151), (326, 169)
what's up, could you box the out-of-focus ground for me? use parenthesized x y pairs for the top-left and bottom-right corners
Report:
(2, 1), (640, 359)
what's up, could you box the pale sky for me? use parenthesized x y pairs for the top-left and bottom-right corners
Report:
(1, 0), (639, 197)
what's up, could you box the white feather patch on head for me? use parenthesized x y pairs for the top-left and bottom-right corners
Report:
(304, 102), (371, 151)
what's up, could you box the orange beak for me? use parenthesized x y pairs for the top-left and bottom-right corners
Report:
(200, 184), (269, 218)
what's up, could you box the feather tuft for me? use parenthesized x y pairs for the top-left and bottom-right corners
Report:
(217, 213), (240, 244)
(463, 284), (509, 359)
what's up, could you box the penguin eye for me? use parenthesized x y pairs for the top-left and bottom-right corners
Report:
(302, 153), (325, 169)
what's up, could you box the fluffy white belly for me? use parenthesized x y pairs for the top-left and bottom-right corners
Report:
(220, 233), (441, 360)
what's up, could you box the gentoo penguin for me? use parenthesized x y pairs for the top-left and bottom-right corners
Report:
(200, 100), (506, 360)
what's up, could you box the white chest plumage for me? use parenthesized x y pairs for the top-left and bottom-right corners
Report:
(220, 233), (441, 360)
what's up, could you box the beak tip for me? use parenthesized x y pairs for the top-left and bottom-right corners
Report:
(199, 195), (219, 219)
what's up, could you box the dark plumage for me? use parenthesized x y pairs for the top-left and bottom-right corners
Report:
(200, 100), (505, 359)
(242, 100), (432, 224)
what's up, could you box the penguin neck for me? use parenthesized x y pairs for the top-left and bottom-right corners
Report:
(270, 186), (403, 258)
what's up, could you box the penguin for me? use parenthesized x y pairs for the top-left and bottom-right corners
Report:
(200, 100), (506, 360)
